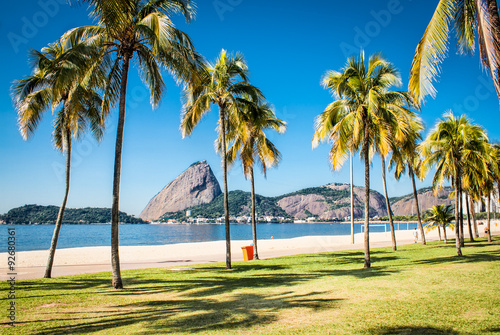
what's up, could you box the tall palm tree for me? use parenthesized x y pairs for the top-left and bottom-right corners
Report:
(421, 112), (489, 256)
(463, 161), (485, 239)
(64, 0), (201, 289)
(390, 116), (427, 245)
(381, 157), (397, 250)
(312, 51), (412, 268)
(224, 97), (286, 260)
(375, 99), (418, 251)
(350, 152), (355, 244)
(468, 194), (480, 238)
(181, 49), (263, 269)
(461, 141), (498, 242)
(424, 204), (455, 243)
(409, 0), (500, 104)
(465, 192), (474, 242)
(482, 143), (500, 242)
(12, 40), (106, 278)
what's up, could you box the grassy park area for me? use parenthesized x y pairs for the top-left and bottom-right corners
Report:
(4, 238), (500, 334)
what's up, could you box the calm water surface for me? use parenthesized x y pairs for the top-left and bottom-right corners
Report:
(5, 222), (419, 252)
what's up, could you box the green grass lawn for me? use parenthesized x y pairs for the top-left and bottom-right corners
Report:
(3, 238), (500, 334)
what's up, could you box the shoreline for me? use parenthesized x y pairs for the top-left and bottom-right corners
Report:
(2, 226), (497, 281)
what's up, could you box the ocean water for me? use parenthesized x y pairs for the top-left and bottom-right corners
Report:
(4, 222), (419, 252)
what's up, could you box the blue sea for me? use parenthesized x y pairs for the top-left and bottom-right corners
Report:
(4, 222), (419, 252)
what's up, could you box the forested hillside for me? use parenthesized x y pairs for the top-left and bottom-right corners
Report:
(0, 205), (147, 224)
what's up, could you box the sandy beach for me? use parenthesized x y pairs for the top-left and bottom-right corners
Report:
(2, 222), (498, 280)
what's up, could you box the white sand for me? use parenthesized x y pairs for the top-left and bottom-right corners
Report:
(2, 221), (498, 280)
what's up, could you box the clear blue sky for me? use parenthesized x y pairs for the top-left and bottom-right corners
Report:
(1, 0), (499, 216)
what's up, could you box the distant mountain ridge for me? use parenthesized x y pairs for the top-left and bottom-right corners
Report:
(390, 186), (454, 216)
(0, 205), (147, 225)
(140, 161), (456, 222)
(161, 183), (389, 221)
(276, 183), (387, 220)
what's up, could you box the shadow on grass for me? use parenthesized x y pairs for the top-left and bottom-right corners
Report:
(298, 249), (400, 267)
(317, 266), (400, 279)
(32, 291), (341, 334)
(367, 326), (465, 334)
(18, 239), (500, 333)
(484, 327), (500, 333)
(119, 272), (320, 298)
(413, 248), (500, 267)
(17, 277), (110, 300)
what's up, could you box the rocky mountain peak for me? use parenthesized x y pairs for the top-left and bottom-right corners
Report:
(139, 161), (222, 221)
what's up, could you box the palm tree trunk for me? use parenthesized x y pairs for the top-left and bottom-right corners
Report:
(363, 125), (370, 269)
(44, 128), (71, 278)
(437, 225), (442, 241)
(443, 223), (448, 243)
(466, 193), (474, 242)
(459, 185), (464, 247)
(381, 158), (396, 251)
(219, 105), (231, 269)
(454, 173), (463, 256)
(410, 167), (426, 245)
(350, 151), (354, 244)
(470, 197), (479, 238)
(111, 53), (131, 289)
(487, 193), (492, 242)
(250, 166), (259, 260)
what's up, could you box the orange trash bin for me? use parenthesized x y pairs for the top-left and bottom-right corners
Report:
(241, 246), (254, 261)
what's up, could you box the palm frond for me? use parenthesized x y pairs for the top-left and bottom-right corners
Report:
(476, 0), (500, 99)
(136, 44), (165, 108)
(409, 0), (455, 104)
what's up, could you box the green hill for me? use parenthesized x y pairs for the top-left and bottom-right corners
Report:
(161, 190), (292, 221)
(0, 204), (147, 224)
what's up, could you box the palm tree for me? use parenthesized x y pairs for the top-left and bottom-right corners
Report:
(390, 116), (427, 245)
(224, 97), (286, 260)
(350, 152), (355, 244)
(461, 142), (498, 242)
(376, 99), (418, 251)
(424, 204), (455, 243)
(380, 157), (397, 249)
(482, 143), (500, 242)
(421, 112), (489, 256)
(312, 51), (412, 268)
(468, 194), (480, 238)
(64, 0), (201, 289)
(181, 49), (263, 269)
(465, 192), (474, 242)
(12, 40), (106, 278)
(409, 0), (500, 104)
